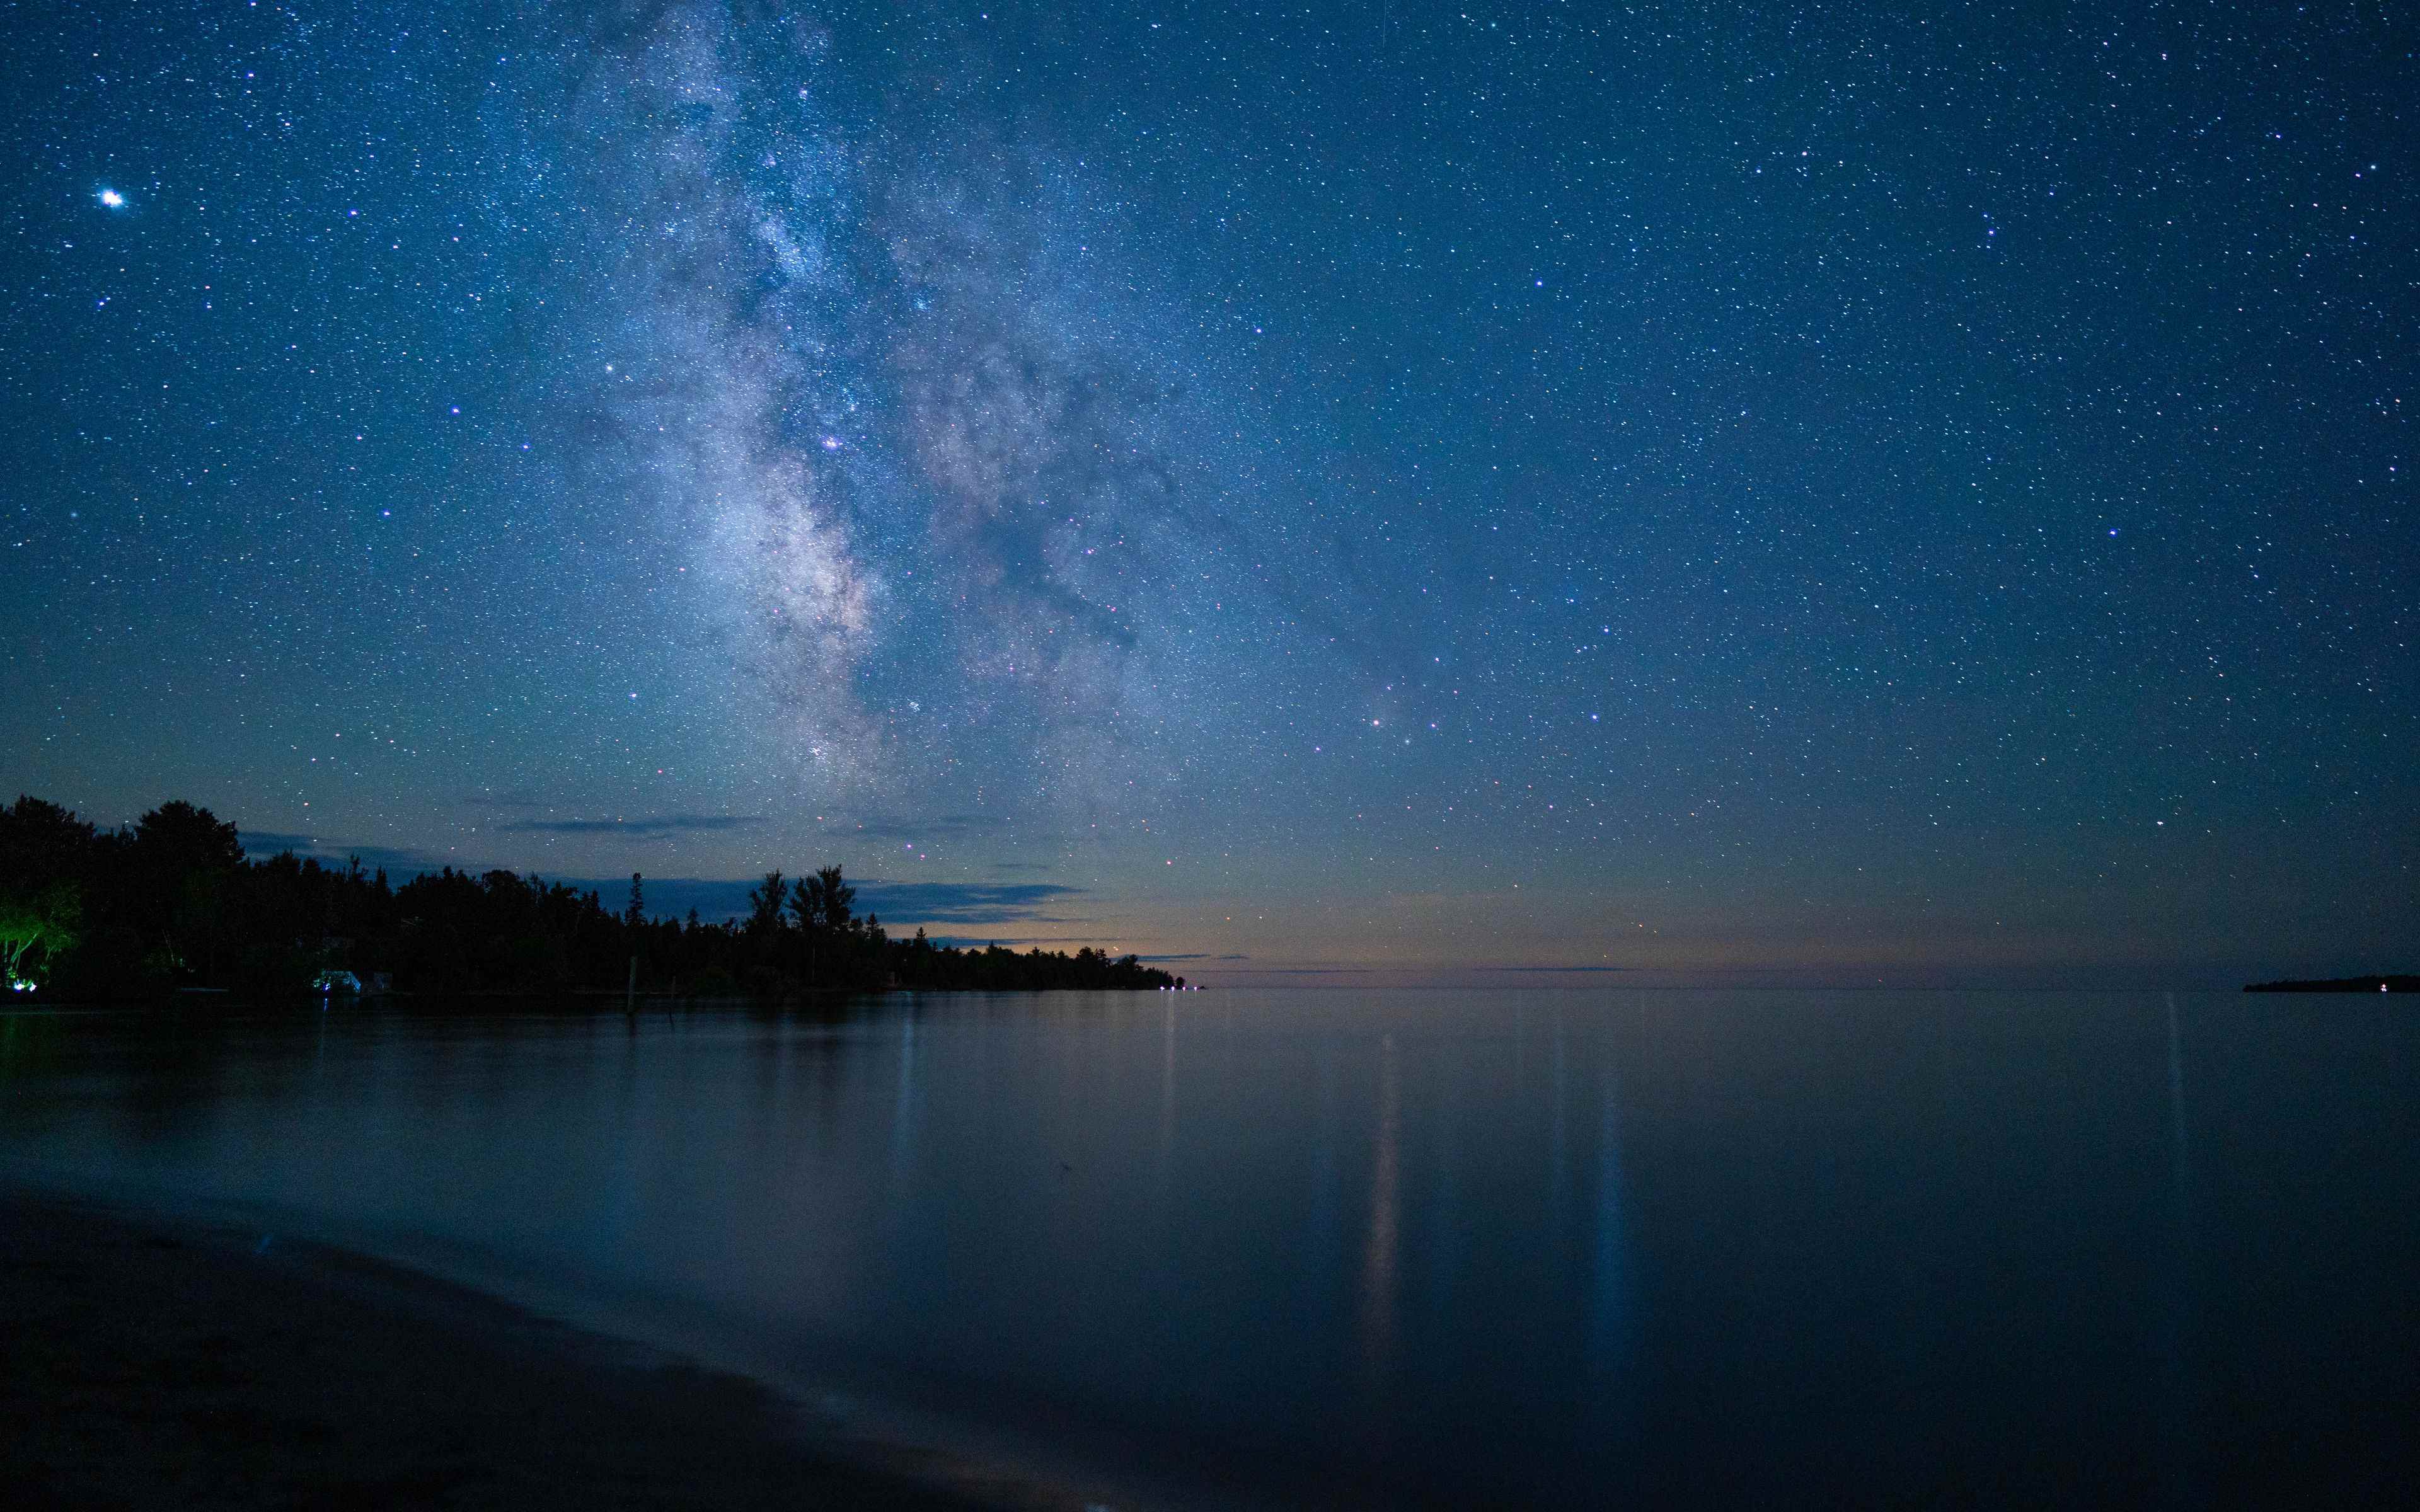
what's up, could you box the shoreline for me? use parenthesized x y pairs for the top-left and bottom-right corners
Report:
(1, 1188), (1092, 1510)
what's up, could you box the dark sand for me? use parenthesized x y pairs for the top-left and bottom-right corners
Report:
(1, 1191), (1045, 1509)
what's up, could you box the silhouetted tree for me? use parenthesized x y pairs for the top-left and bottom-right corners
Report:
(1, 793), (1182, 1000)
(746, 871), (786, 936)
(812, 866), (855, 931)
(130, 801), (245, 982)
(0, 796), (101, 883)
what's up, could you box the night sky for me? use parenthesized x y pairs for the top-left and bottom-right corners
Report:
(3, 1), (2411, 986)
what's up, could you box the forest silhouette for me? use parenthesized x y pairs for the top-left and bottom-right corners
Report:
(0, 796), (1179, 1001)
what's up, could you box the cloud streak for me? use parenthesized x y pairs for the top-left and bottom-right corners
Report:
(237, 832), (459, 876)
(233, 828), (1093, 931)
(494, 814), (763, 839)
(820, 813), (1003, 841)
(852, 879), (1090, 925)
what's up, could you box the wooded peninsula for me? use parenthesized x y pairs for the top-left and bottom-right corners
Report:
(1, 796), (1181, 1001)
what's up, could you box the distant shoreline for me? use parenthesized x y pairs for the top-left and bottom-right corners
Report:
(2243, 975), (2417, 994)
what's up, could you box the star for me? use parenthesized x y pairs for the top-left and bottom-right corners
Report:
(96, 188), (124, 209)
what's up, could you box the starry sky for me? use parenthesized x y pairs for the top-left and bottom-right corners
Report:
(2, 1), (2412, 987)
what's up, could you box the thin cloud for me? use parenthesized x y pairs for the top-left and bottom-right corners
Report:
(923, 934), (1120, 951)
(853, 880), (1090, 925)
(239, 829), (327, 855)
(601, 877), (755, 924)
(495, 813), (763, 839)
(227, 841), (1088, 931)
(577, 878), (1088, 928)
(237, 831), (459, 875)
(821, 813), (1004, 841)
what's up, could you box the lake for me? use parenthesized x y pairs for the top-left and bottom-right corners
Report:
(4, 988), (2416, 1506)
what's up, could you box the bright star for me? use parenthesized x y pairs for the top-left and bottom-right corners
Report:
(97, 188), (125, 209)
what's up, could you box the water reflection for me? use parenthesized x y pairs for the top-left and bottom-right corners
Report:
(1421, 1033), (1465, 1364)
(4, 990), (2419, 1507)
(1358, 1033), (1402, 1395)
(1548, 1000), (1570, 1263)
(890, 1002), (920, 1198)
(1587, 1042), (1630, 1392)
(1156, 998), (1176, 1183)
(2157, 991), (2198, 1506)
(1300, 1031), (1344, 1356)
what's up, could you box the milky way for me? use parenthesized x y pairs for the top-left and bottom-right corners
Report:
(493, 2), (1268, 816)
(3, 1), (2412, 981)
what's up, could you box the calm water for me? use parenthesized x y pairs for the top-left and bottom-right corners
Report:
(4, 988), (2417, 1506)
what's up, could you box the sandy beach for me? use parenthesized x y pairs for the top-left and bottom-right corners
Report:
(1, 1190), (1034, 1510)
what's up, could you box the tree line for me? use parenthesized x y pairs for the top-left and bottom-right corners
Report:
(0, 796), (1181, 1001)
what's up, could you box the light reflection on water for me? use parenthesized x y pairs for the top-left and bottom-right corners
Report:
(5, 988), (2419, 1506)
